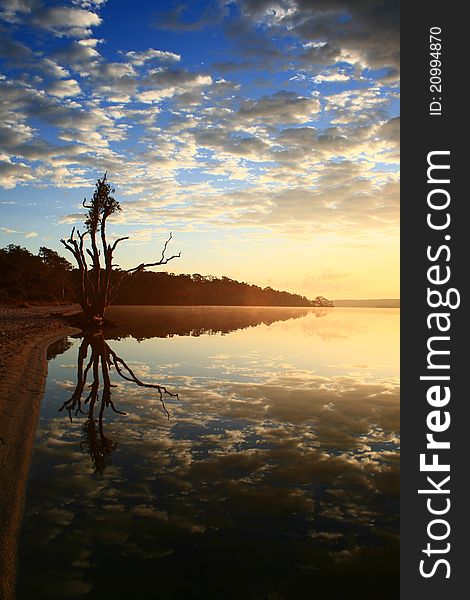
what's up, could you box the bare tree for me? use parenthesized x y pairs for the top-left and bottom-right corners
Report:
(60, 173), (180, 326)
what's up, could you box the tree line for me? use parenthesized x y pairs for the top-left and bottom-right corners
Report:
(0, 244), (332, 308)
(116, 271), (332, 307)
(0, 244), (74, 303)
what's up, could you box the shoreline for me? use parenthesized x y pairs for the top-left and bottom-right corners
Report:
(0, 305), (82, 600)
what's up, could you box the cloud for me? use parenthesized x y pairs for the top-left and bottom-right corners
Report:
(73, 0), (107, 9)
(236, 0), (400, 73)
(238, 91), (321, 124)
(0, 31), (33, 63)
(313, 72), (350, 83)
(54, 40), (101, 72)
(32, 5), (102, 37)
(378, 116), (399, 143)
(123, 48), (181, 66)
(212, 60), (253, 73)
(143, 68), (212, 88)
(155, 0), (399, 79)
(0, 224), (37, 237)
(40, 57), (71, 79)
(153, 2), (225, 32)
(137, 70), (213, 104)
(0, 0), (398, 252)
(0, 0), (37, 22)
(1, 0), (103, 37)
(194, 128), (270, 158)
(0, 158), (33, 188)
(47, 79), (82, 98)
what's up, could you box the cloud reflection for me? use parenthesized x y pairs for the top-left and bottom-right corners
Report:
(18, 307), (399, 598)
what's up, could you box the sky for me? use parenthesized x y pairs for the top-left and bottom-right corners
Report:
(0, 0), (399, 300)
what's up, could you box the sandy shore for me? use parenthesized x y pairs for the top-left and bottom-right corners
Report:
(0, 305), (82, 600)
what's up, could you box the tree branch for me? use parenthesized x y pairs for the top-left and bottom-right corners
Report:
(110, 237), (129, 252)
(108, 348), (177, 419)
(125, 233), (181, 274)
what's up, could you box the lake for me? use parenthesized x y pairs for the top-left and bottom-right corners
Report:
(17, 306), (400, 599)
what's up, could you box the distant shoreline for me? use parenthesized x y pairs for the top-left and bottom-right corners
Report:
(333, 299), (400, 308)
(1, 301), (400, 311)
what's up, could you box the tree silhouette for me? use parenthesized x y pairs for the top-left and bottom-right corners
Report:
(1, 243), (333, 308)
(60, 173), (180, 326)
(0, 244), (74, 302)
(39, 247), (73, 301)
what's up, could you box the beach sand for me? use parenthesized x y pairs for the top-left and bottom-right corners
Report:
(0, 305), (82, 600)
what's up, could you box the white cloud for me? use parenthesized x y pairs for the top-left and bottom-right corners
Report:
(0, 225), (38, 238)
(313, 73), (350, 83)
(78, 38), (102, 47)
(41, 58), (71, 79)
(0, 158), (33, 188)
(137, 73), (212, 104)
(124, 48), (181, 66)
(73, 0), (107, 9)
(47, 79), (82, 98)
(0, 0), (399, 254)
(33, 6), (102, 37)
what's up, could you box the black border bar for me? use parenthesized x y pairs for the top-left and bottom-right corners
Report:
(401, 2), (467, 597)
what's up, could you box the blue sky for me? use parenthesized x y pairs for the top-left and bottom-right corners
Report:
(0, 0), (399, 298)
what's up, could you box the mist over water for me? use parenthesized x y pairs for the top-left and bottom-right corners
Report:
(17, 307), (399, 599)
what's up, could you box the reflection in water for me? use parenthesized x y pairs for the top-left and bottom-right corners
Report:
(48, 307), (321, 473)
(105, 304), (325, 339)
(47, 337), (74, 361)
(18, 307), (399, 599)
(59, 333), (178, 473)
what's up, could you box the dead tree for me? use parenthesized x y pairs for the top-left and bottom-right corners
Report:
(60, 173), (180, 326)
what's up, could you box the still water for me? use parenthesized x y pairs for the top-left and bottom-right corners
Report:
(17, 307), (399, 599)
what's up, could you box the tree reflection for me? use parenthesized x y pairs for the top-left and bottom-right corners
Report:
(59, 332), (178, 473)
(104, 305), (326, 340)
(59, 307), (330, 473)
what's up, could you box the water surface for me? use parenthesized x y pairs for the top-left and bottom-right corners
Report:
(18, 307), (399, 599)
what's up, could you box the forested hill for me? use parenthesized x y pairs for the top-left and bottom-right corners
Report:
(114, 271), (332, 307)
(0, 245), (333, 307)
